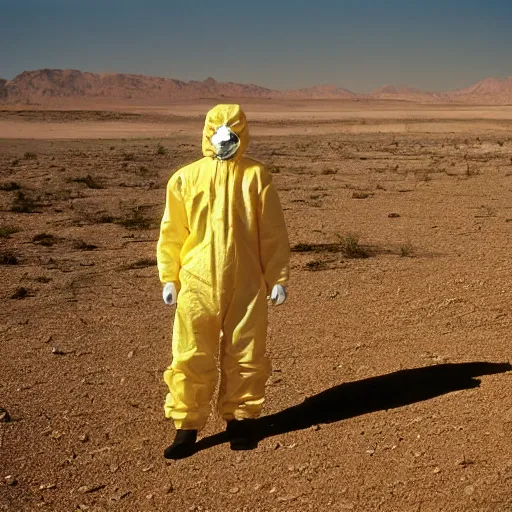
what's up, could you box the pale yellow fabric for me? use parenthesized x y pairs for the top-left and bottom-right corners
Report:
(157, 104), (290, 430)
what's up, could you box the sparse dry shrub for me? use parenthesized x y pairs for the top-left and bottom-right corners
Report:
(125, 258), (157, 270)
(0, 251), (19, 265)
(32, 233), (59, 247)
(0, 226), (19, 238)
(294, 235), (369, 260)
(0, 181), (21, 191)
(71, 175), (104, 189)
(292, 243), (316, 252)
(11, 287), (29, 299)
(137, 165), (159, 180)
(336, 233), (369, 259)
(11, 191), (38, 213)
(156, 143), (168, 156)
(305, 260), (329, 271)
(73, 240), (98, 251)
(82, 212), (115, 225)
(117, 207), (153, 230)
(292, 242), (340, 254)
(400, 244), (413, 257)
(41, 188), (83, 203)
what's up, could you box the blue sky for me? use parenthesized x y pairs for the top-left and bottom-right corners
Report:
(1, 0), (511, 92)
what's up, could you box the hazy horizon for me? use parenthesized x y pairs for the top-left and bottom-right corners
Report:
(2, 0), (512, 93)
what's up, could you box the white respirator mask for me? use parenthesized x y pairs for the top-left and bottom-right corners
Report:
(211, 124), (241, 160)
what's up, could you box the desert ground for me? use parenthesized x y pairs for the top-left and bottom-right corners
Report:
(1, 100), (512, 512)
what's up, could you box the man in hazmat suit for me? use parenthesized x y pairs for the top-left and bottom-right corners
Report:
(157, 104), (290, 459)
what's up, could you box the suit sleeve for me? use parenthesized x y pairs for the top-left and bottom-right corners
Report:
(157, 173), (189, 284)
(258, 169), (290, 293)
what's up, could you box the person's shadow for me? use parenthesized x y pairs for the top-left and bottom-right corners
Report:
(193, 361), (511, 453)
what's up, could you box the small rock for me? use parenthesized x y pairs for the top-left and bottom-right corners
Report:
(229, 487), (239, 494)
(312, 425), (321, 431)
(166, 484), (174, 493)
(78, 484), (105, 494)
(110, 491), (130, 502)
(50, 431), (63, 440)
(0, 408), (11, 422)
(146, 493), (154, 500)
(366, 449), (375, 456)
(433, 467), (441, 474)
(277, 495), (299, 503)
(5, 475), (17, 486)
(464, 484), (475, 496)
(127, 351), (134, 359)
(39, 483), (56, 490)
(51, 347), (66, 355)
(78, 433), (89, 443)
(388, 213), (401, 218)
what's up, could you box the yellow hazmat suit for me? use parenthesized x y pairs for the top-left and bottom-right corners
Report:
(157, 104), (290, 431)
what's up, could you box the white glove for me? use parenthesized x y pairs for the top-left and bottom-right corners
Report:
(162, 282), (177, 306)
(270, 284), (287, 306)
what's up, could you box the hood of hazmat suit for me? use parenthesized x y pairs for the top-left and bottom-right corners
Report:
(157, 104), (290, 431)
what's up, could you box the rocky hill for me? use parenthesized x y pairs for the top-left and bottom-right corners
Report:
(449, 77), (512, 104)
(0, 79), (7, 100)
(1, 69), (277, 104)
(1, 69), (512, 105)
(369, 85), (450, 103)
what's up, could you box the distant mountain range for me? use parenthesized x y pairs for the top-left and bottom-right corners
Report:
(1, 69), (512, 105)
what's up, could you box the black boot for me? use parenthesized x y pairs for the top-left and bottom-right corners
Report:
(163, 429), (197, 460)
(226, 419), (258, 451)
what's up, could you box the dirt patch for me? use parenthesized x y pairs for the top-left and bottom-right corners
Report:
(1, 106), (512, 512)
